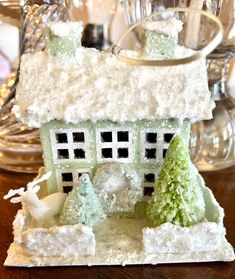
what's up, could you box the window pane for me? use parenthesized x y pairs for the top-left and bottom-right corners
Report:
(145, 148), (156, 159)
(63, 186), (73, 193)
(102, 148), (113, 158)
(164, 133), (174, 143)
(144, 173), (155, 183)
(146, 133), (157, 143)
(74, 149), (86, 159)
(57, 149), (69, 159)
(118, 148), (129, 158)
(144, 187), (154, 196)
(101, 132), (112, 142)
(163, 149), (168, 158)
(56, 133), (68, 143)
(78, 172), (89, 178)
(73, 132), (85, 142)
(62, 172), (73, 182)
(117, 131), (129, 142)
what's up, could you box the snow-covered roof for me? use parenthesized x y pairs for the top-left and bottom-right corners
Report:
(13, 47), (214, 128)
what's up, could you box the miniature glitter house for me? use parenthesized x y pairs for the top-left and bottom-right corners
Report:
(13, 21), (213, 199)
(6, 15), (235, 267)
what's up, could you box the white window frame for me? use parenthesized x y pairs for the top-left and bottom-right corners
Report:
(56, 168), (91, 192)
(50, 128), (90, 164)
(140, 128), (178, 163)
(96, 127), (134, 164)
(141, 169), (159, 197)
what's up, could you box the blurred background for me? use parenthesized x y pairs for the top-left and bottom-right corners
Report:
(0, 0), (127, 84)
(0, 1), (19, 85)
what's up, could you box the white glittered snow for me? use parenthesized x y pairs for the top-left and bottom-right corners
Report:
(13, 47), (214, 128)
(46, 21), (83, 37)
(4, 176), (235, 267)
(5, 218), (235, 267)
(142, 17), (183, 37)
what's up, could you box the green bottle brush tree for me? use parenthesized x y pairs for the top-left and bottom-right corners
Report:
(59, 174), (105, 227)
(147, 135), (206, 227)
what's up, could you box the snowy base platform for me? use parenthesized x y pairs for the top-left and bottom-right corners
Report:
(5, 218), (235, 267)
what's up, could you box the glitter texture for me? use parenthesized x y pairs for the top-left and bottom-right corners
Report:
(93, 163), (142, 214)
(13, 48), (213, 127)
(45, 22), (83, 58)
(147, 136), (205, 227)
(59, 174), (105, 227)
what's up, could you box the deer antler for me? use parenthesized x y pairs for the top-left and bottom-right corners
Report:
(3, 187), (25, 203)
(27, 171), (52, 193)
(4, 171), (52, 204)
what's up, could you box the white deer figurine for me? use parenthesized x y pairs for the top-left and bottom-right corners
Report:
(4, 172), (67, 228)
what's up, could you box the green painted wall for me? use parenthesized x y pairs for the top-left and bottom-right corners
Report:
(40, 119), (190, 195)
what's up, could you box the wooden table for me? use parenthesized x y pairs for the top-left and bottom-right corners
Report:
(0, 167), (234, 279)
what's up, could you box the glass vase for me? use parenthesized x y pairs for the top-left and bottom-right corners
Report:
(120, 0), (235, 172)
(0, 0), (68, 173)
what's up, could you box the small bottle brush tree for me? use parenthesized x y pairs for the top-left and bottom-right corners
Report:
(59, 174), (104, 227)
(146, 135), (205, 227)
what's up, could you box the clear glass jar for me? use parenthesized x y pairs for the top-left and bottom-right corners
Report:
(120, 0), (235, 171)
(0, 0), (68, 173)
(190, 52), (235, 171)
